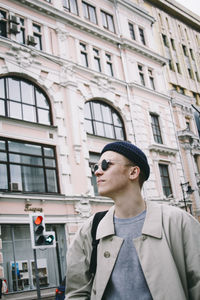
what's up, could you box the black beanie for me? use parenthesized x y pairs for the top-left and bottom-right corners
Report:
(101, 141), (150, 181)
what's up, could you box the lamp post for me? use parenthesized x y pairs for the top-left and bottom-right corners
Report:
(180, 182), (194, 213)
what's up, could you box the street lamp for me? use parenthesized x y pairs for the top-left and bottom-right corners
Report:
(180, 182), (194, 213)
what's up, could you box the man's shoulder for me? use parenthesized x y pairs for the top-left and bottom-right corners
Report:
(150, 201), (199, 228)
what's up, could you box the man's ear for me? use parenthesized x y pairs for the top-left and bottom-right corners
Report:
(129, 166), (140, 180)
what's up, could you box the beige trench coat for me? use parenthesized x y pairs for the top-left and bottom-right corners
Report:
(65, 201), (200, 300)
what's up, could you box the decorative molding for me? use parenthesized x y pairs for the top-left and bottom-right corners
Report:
(75, 198), (91, 218)
(177, 130), (199, 146)
(149, 144), (178, 155)
(122, 38), (167, 66)
(73, 144), (81, 164)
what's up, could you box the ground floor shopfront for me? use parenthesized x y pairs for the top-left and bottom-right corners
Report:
(2, 224), (66, 294)
(0, 194), (112, 298)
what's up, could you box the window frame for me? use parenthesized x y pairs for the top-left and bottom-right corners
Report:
(101, 10), (115, 33)
(63, 0), (78, 15)
(150, 113), (163, 144)
(80, 42), (88, 67)
(159, 163), (173, 198)
(0, 76), (52, 125)
(0, 9), (7, 37)
(105, 53), (114, 77)
(82, 1), (97, 24)
(128, 22), (135, 40)
(16, 17), (25, 44)
(33, 23), (42, 50)
(148, 69), (155, 90)
(93, 48), (101, 72)
(138, 64), (145, 86)
(84, 100), (126, 140)
(0, 138), (59, 194)
(139, 27), (146, 45)
(162, 34), (169, 48)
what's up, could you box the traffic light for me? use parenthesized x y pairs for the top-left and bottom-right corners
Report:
(29, 213), (56, 249)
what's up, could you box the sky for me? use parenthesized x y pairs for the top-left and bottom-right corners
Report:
(175, 0), (200, 17)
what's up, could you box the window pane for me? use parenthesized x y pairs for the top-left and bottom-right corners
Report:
(36, 90), (48, 108)
(44, 147), (54, 157)
(38, 109), (50, 125)
(21, 165), (45, 192)
(0, 78), (5, 98)
(93, 103), (103, 121)
(7, 78), (21, 101)
(10, 165), (23, 190)
(46, 169), (58, 192)
(101, 11), (107, 27)
(23, 104), (36, 122)
(70, 0), (78, 14)
(89, 6), (96, 23)
(107, 15), (114, 32)
(94, 58), (101, 72)
(81, 52), (88, 67)
(0, 164), (7, 189)
(63, 0), (69, 9)
(85, 119), (93, 134)
(9, 154), (43, 166)
(82, 2), (89, 18)
(21, 81), (35, 104)
(0, 100), (5, 115)
(45, 158), (56, 167)
(0, 140), (5, 150)
(113, 113), (121, 126)
(102, 105), (112, 123)
(8, 102), (22, 119)
(115, 127), (124, 140)
(105, 124), (114, 138)
(0, 20), (7, 37)
(34, 35), (42, 51)
(8, 142), (42, 156)
(0, 152), (7, 161)
(17, 28), (25, 44)
(95, 121), (104, 136)
(84, 102), (92, 119)
(106, 62), (113, 76)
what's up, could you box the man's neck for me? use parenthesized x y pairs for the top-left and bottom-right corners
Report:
(114, 192), (146, 219)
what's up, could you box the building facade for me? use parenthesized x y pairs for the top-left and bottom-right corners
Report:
(0, 0), (199, 298)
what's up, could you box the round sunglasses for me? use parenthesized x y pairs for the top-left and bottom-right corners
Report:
(94, 159), (112, 173)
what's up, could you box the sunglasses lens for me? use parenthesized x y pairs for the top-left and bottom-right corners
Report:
(94, 164), (98, 172)
(101, 159), (109, 171)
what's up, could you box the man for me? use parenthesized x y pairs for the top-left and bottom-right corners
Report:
(65, 141), (200, 300)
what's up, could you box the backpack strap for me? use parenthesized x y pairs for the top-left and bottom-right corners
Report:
(89, 210), (108, 276)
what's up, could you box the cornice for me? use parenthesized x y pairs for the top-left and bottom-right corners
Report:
(129, 81), (170, 100)
(122, 38), (167, 66)
(149, 143), (178, 155)
(116, 0), (155, 24)
(145, 0), (200, 32)
(8, 0), (166, 66)
(178, 129), (199, 144)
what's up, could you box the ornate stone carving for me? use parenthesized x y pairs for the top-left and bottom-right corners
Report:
(75, 198), (91, 218)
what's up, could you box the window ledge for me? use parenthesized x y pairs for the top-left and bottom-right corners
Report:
(0, 115), (57, 130)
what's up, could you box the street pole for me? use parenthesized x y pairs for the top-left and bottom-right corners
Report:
(33, 249), (41, 300)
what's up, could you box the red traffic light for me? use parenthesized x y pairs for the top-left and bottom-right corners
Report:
(34, 216), (43, 225)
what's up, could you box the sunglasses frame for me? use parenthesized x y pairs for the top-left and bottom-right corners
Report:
(94, 159), (112, 173)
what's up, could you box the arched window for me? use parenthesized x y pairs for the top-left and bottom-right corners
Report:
(84, 100), (125, 140)
(0, 76), (52, 125)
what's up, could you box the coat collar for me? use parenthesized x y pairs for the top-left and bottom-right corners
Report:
(96, 201), (162, 240)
